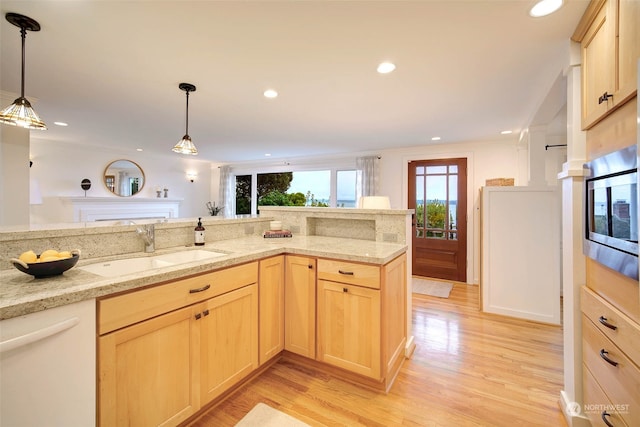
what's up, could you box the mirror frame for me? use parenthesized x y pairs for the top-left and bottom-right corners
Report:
(103, 159), (145, 197)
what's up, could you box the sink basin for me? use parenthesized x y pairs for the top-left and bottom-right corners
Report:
(78, 250), (227, 278)
(152, 250), (227, 264)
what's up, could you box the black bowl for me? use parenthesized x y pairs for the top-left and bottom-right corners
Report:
(12, 253), (80, 278)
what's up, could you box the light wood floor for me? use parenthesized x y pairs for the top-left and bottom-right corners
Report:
(188, 283), (567, 426)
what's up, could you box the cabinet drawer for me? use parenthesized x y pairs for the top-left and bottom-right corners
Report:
(582, 286), (640, 364)
(583, 364), (630, 427)
(582, 316), (640, 427)
(317, 259), (380, 289)
(99, 262), (258, 335)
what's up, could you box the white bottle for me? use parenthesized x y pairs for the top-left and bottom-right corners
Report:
(195, 217), (205, 246)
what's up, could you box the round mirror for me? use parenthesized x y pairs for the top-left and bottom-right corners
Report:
(103, 160), (145, 197)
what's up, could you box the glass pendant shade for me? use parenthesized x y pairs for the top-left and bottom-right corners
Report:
(0, 97), (47, 130)
(0, 13), (47, 130)
(172, 134), (198, 155)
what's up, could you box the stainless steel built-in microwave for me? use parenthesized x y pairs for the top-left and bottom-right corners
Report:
(584, 145), (638, 280)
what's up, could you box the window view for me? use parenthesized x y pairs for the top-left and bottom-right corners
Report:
(234, 168), (358, 214)
(414, 164), (458, 240)
(336, 170), (357, 207)
(289, 171), (330, 206)
(235, 175), (252, 215)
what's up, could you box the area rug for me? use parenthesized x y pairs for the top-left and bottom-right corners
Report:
(412, 277), (453, 298)
(235, 403), (311, 427)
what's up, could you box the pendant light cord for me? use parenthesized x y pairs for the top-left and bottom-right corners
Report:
(20, 27), (27, 98)
(185, 89), (189, 135)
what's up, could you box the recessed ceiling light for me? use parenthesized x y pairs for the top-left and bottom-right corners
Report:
(53, 121), (68, 126)
(431, 137), (441, 141)
(529, 0), (563, 17)
(501, 130), (513, 135)
(264, 89), (278, 98)
(265, 153), (271, 157)
(377, 62), (396, 74)
(136, 148), (143, 152)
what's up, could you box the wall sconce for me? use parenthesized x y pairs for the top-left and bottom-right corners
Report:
(187, 171), (197, 182)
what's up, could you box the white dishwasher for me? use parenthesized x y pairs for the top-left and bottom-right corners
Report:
(0, 299), (95, 427)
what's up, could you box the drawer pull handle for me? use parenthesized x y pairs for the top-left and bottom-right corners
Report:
(599, 316), (617, 330)
(598, 92), (613, 104)
(338, 270), (354, 275)
(189, 284), (211, 294)
(599, 349), (619, 367)
(601, 411), (614, 427)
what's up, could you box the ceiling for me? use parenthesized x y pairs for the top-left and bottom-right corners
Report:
(1, 0), (588, 164)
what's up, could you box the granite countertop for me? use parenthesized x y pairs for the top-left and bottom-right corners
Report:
(0, 236), (406, 320)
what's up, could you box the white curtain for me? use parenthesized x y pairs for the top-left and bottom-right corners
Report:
(218, 166), (235, 217)
(356, 156), (380, 200)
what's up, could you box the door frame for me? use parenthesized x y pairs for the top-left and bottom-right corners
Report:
(401, 152), (475, 284)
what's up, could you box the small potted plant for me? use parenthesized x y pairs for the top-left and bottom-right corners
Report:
(206, 201), (223, 216)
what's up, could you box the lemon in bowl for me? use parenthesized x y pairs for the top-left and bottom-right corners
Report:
(11, 249), (80, 278)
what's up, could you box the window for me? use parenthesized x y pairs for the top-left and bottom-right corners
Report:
(235, 175), (251, 215)
(336, 170), (357, 207)
(290, 171), (331, 206)
(231, 159), (361, 214)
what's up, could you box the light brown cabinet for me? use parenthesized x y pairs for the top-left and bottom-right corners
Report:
(97, 251), (408, 425)
(316, 254), (407, 389)
(97, 262), (258, 427)
(259, 256), (285, 365)
(317, 278), (381, 379)
(284, 255), (316, 358)
(99, 304), (198, 427)
(578, 0), (639, 129)
(199, 284), (258, 402)
(581, 287), (640, 427)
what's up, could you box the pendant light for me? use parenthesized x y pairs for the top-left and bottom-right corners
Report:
(172, 83), (198, 155)
(0, 13), (47, 130)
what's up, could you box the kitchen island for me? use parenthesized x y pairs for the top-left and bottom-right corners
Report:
(1, 215), (410, 427)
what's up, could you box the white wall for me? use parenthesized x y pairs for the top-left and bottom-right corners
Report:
(1, 124), (30, 226)
(378, 137), (526, 284)
(28, 140), (215, 224)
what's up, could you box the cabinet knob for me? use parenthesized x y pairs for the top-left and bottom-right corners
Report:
(308, 264), (313, 269)
(195, 313), (202, 320)
(203, 309), (210, 316)
(343, 287), (348, 293)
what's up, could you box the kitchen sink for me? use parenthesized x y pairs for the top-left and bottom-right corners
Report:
(78, 249), (227, 277)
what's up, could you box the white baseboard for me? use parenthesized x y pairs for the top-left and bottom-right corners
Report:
(559, 390), (591, 427)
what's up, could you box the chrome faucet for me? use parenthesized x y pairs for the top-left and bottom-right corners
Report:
(126, 221), (155, 253)
(138, 224), (155, 253)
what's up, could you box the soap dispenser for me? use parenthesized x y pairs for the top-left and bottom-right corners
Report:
(195, 217), (205, 246)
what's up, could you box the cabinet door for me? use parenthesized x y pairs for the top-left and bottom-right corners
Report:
(317, 279), (381, 379)
(200, 284), (258, 404)
(98, 305), (199, 427)
(284, 255), (316, 358)
(582, 0), (615, 128)
(616, 0), (640, 103)
(259, 256), (285, 364)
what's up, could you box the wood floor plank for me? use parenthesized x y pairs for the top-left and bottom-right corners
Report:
(186, 283), (567, 426)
